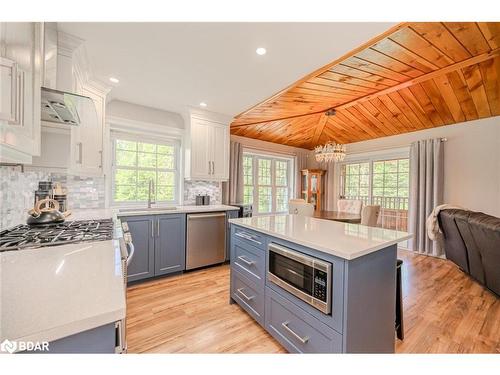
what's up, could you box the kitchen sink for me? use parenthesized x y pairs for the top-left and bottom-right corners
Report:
(119, 206), (178, 213)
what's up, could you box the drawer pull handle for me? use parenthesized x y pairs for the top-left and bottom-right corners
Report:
(235, 232), (262, 245)
(281, 321), (309, 344)
(237, 256), (255, 266)
(237, 288), (255, 301)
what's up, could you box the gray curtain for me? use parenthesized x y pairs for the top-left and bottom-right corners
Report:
(222, 141), (244, 204)
(409, 138), (444, 256)
(295, 152), (308, 199)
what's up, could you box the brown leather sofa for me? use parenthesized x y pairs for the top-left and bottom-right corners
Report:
(438, 209), (500, 296)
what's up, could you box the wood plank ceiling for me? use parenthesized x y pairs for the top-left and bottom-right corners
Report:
(230, 22), (500, 149)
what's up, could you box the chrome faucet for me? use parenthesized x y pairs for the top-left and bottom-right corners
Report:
(148, 179), (155, 208)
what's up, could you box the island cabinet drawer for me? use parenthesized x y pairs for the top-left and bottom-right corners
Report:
(265, 287), (342, 353)
(231, 269), (265, 325)
(232, 226), (266, 250)
(232, 239), (265, 285)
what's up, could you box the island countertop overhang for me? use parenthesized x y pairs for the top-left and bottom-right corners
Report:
(229, 214), (412, 260)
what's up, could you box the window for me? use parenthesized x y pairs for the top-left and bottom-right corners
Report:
(112, 137), (179, 204)
(340, 157), (409, 232)
(243, 153), (293, 214)
(341, 162), (370, 205)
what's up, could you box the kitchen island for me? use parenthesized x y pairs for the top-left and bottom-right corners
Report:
(228, 214), (411, 353)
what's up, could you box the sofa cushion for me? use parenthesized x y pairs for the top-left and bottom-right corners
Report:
(439, 209), (470, 273)
(467, 212), (500, 296)
(454, 211), (486, 285)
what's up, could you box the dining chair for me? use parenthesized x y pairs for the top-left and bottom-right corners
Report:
(361, 205), (381, 227)
(288, 201), (314, 217)
(337, 199), (363, 215)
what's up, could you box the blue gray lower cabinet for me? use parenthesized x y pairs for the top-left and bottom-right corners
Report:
(229, 224), (397, 353)
(121, 215), (155, 282)
(23, 323), (117, 354)
(225, 210), (239, 261)
(121, 214), (186, 283)
(155, 214), (186, 276)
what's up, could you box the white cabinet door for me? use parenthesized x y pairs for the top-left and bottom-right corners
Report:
(69, 86), (105, 176)
(190, 118), (212, 179)
(0, 22), (43, 162)
(0, 57), (17, 123)
(210, 122), (229, 180)
(188, 115), (229, 181)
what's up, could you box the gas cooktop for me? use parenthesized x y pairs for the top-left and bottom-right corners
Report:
(0, 219), (114, 252)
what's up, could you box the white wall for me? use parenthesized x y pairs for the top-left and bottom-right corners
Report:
(107, 100), (184, 129)
(344, 117), (500, 217)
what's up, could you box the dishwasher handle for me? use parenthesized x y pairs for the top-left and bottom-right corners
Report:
(187, 213), (226, 220)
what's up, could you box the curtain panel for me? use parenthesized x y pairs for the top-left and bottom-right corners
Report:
(222, 141), (244, 204)
(408, 138), (444, 256)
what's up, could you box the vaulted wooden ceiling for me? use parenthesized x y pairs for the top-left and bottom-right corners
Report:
(230, 22), (500, 149)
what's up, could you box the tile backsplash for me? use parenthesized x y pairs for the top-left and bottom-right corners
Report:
(183, 180), (222, 205)
(0, 166), (105, 230)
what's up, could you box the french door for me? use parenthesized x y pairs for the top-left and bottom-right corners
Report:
(243, 153), (293, 215)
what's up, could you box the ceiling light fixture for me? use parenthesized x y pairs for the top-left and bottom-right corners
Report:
(199, 102), (207, 107)
(109, 77), (119, 83)
(256, 47), (267, 56)
(315, 142), (346, 163)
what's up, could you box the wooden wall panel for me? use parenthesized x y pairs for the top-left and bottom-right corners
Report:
(231, 22), (500, 149)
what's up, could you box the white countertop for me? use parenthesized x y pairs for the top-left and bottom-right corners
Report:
(67, 205), (238, 221)
(0, 239), (126, 347)
(229, 214), (412, 260)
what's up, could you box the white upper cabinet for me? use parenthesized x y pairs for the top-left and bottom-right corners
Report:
(68, 84), (106, 176)
(186, 111), (230, 181)
(0, 22), (43, 163)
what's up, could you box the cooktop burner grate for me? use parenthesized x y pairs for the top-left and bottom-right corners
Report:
(0, 219), (114, 252)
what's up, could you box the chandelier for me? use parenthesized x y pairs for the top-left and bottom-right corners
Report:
(314, 141), (346, 163)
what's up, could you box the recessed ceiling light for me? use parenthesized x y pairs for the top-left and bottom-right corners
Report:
(256, 47), (267, 56)
(109, 77), (119, 83)
(199, 102), (207, 107)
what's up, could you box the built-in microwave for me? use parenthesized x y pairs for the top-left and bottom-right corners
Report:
(268, 243), (332, 314)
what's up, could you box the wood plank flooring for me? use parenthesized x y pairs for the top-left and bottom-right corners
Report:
(126, 250), (500, 353)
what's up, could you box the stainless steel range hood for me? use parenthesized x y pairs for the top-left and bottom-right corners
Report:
(41, 25), (97, 126)
(41, 87), (94, 125)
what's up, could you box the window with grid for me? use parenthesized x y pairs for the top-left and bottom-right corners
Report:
(372, 159), (409, 210)
(243, 155), (253, 205)
(340, 157), (410, 233)
(112, 138), (179, 204)
(243, 153), (292, 214)
(341, 162), (370, 205)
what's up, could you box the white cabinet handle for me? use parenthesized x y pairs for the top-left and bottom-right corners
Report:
(151, 220), (154, 238)
(281, 321), (309, 344)
(237, 255), (255, 266)
(237, 288), (255, 301)
(99, 150), (103, 168)
(157, 220), (160, 237)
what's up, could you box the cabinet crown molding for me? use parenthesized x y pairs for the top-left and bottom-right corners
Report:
(57, 31), (84, 57)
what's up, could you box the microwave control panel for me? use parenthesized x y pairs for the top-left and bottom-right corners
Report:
(313, 269), (328, 302)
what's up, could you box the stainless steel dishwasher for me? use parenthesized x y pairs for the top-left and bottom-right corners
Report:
(186, 212), (226, 270)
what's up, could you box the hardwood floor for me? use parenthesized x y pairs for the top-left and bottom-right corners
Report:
(126, 250), (500, 353)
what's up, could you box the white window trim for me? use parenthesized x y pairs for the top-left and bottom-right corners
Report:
(243, 150), (295, 215)
(110, 132), (181, 207)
